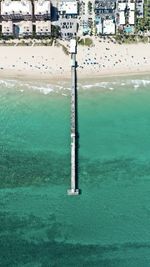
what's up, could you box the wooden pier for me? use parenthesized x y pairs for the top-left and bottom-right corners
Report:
(68, 40), (80, 196)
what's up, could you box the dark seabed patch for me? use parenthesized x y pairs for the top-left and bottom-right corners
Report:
(1, 210), (150, 267)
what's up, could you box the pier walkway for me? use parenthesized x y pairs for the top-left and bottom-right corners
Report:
(68, 40), (80, 196)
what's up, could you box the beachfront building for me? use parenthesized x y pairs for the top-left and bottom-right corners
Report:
(79, 19), (91, 35)
(1, 20), (13, 36)
(59, 18), (77, 38)
(103, 19), (116, 34)
(117, 2), (126, 25)
(0, 0), (52, 37)
(35, 20), (51, 35)
(57, 0), (78, 39)
(0, 0), (32, 37)
(128, 2), (135, 25)
(14, 21), (33, 37)
(34, 0), (51, 36)
(58, 0), (78, 18)
(94, 0), (116, 17)
(116, 1), (135, 33)
(117, 1), (135, 25)
(34, 0), (51, 19)
(1, 0), (32, 20)
(136, 0), (144, 18)
(94, 0), (116, 34)
(95, 17), (102, 34)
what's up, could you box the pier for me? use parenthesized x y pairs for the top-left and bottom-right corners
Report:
(68, 39), (80, 196)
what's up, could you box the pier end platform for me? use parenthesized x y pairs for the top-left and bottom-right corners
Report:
(67, 188), (80, 196)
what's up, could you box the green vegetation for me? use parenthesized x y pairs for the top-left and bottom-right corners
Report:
(0, 38), (54, 46)
(88, 1), (92, 15)
(144, 0), (150, 21)
(114, 34), (137, 44)
(136, 18), (150, 32)
(114, 34), (149, 44)
(61, 44), (69, 55)
(136, 0), (150, 32)
(78, 37), (93, 46)
(51, 25), (61, 38)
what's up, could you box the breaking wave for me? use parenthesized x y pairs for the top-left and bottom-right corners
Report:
(0, 77), (150, 95)
(81, 78), (150, 90)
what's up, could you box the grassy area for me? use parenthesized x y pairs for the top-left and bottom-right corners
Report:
(61, 44), (69, 55)
(0, 38), (54, 46)
(114, 34), (149, 44)
(78, 37), (93, 46)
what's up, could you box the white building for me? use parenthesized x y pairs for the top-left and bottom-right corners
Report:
(34, 0), (51, 17)
(35, 21), (51, 35)
(128, 3), (135, 11)
(118, 3), (126, 11)
(59, 18), (77, 39)
(96, 22), (102, 34)
(118, 3), (126, 25)
(1, 0), (32, 16)
(129, 11), (135, 25)
(2, 20), (13, 35)
(119, 11), (125, 25)
(128, 2), (135, 25)
(70, 39), (76, 53)
(118, 1), (135, 26)
(103, 19), (115, 35)
(58, 0), (78, 15)
(136, 0), (144, 18)
(14, 21), (33, 36)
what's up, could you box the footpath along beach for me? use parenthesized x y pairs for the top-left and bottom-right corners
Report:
(0, 38), (150, 80)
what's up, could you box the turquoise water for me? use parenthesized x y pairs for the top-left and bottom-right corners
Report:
(1, 76), (150, 266)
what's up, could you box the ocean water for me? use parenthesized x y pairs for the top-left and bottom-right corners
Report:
(1, 76), (150, 266)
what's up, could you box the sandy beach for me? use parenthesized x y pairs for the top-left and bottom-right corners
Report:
(0, 38), (150, 81)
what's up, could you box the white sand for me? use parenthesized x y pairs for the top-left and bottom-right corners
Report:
(0, 39), (150, 81)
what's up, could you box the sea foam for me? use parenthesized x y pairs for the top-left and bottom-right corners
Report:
(0, 77), (150, 95)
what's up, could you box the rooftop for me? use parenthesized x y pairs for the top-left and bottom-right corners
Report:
(58, 0), (78, 15)
(1, 0), (32, 16)
(34, 0), (51, 16)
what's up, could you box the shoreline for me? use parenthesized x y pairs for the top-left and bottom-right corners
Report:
(0, 69), (149, 84)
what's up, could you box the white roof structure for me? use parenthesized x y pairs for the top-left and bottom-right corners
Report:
(70, 39), (76, 53)
(119, 11), (125, 25)
(34, 0), (51, 16)
(118, 3), (126, 11)
(128, 3), (135, 11)
(1, 0), (32, 15)
(2, 20), (13, 35)
(35, 21), (51, 35)
(58, 0), (78, 15)
(103, 19), (115, 35)
(16, 21), (32, 36)
(96, 22), (102, 34)
(129, 11), (135, 24)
